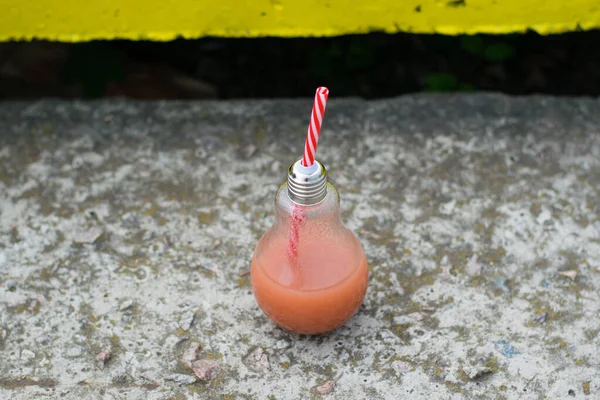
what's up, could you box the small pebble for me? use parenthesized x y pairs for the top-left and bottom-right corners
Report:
(558, 270), (577, 280)
(166, 374), (197, 385)
(181, 342), (201, 368)
(534, 312), (547, 324)
(246, 347), (270, 373)
(21, 349), (36, 361)
(494, 277), (509, 291)
(96, 351), (112, 367)
(96, 339), (113, 368)
(179, 311), (195, 331)
(464, 363), (493, 380)
(191, 359), (220, 381)
(314, 380), (335, 395)
(407, 312), (424, 321)
(73, 227), (103, 244)
(5, 280), (17, 292)
(119, 299), (134, 311)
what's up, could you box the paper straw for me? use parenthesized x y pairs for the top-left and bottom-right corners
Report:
(301, 87), (329, 167)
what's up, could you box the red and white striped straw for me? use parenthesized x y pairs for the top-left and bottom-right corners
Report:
(301, 87), (329, 167)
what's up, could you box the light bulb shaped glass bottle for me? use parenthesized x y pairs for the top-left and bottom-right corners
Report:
(251, 160), (368, 335)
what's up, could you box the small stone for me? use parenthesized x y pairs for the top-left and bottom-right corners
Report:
(66, 346), (84, 358)
(181, 342), (201, 368)
(191, 359), (220, 381)
(5, 280), (17, 292)
(73, 227), (103, 244)
(465, 255), (481, 276)
(407, 312), (424, 321)
(96, 339), (113, 368)
(246, 347), (270, 373)
(558, 270), (577, 280)
(314, 380), (335, 395)
(166, 374), (197, 385)
(568, 389), (576, 397)
(391, 360), (412, 375)
(464, 364), (493, 380)
(494, 277), (509, 291)
(21, 349), (36, 361)
(179, 310), (195, 330)
(96, 351), (112, 367)
(119, 299), (134, 311)
(534, 312), (547, 324)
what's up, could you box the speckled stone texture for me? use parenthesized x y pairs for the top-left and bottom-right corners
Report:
(0, 95), (599, 400)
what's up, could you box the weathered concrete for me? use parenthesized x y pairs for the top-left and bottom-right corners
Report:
(0, 95), (599, 400)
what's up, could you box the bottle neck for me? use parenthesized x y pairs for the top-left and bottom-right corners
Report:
(286, 160), (328, 206)
(276, 180), (341, 225)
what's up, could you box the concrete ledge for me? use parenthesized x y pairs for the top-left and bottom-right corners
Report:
(2, 0), (600, 41)
(0, 95), (599, 399)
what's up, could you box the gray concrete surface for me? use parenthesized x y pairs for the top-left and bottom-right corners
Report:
(0, 94), (599, 400)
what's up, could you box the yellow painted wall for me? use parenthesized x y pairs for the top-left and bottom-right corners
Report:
(1, 0), (599, 41)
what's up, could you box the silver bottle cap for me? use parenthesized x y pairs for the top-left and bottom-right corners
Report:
(287, 160), (328, 206)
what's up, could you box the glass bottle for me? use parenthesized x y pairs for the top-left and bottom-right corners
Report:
(251, 160), (368, 335)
